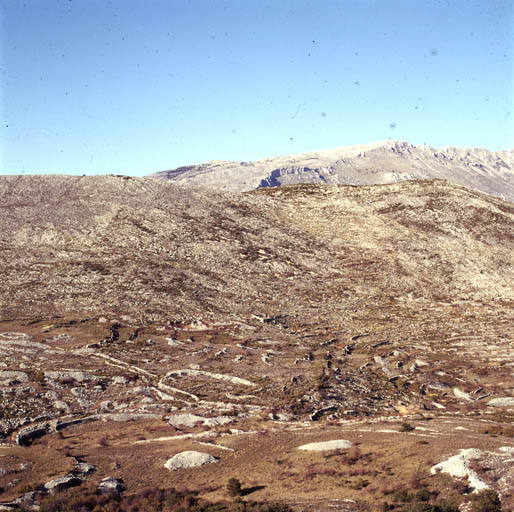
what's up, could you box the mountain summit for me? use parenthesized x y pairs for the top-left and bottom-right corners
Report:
(148, 140), (514, 201)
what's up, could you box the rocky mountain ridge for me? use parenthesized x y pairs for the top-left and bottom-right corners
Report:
(148, 140), (514, 202)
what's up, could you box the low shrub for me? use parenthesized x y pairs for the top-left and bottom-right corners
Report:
(469, 489), (502, 512)
(38, 485), (297, 512)
(227, 477), (242, 498)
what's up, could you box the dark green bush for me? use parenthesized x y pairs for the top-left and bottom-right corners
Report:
(226, 477), (242, 498)
(469, 489), (502, 512)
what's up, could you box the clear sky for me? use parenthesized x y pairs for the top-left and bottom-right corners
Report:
(1, 0), (513, 176)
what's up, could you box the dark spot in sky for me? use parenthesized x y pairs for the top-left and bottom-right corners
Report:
(354, 81), (360, 86)
(389, 123), (397, 130)
(321, 112), (326, 117)
(290, 137), (293, 140)
(354, 52), (358, 56)
(231, 129), (236, 134)
(312, 40), (315, 43)
(5, 125), (8, 128)
(430, 48), (439, 56)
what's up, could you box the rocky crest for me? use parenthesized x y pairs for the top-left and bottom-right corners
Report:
(148, 140), (514, 201)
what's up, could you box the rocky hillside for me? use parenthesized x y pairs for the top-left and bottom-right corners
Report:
(1, 174), (514, 322)
(148, 140), (514, 201)
(2, 175), (514, 511)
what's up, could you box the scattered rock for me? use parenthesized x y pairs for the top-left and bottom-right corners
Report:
(44, 371), (97, 383)
(0, 371), (29, 384)
(101, 400), (114, 410)
(310, 406), (336, 421)
(269, 412), (292, 422)
(164, 451), (219, 470)
(112, 376), (129, 385)
(53, 400), (71, 413)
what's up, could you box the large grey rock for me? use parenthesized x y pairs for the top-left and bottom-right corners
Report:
(73, 462), (96, 475)
(44, 475), (83, 492)
(167, 413), (233, 429)
(53, 400), (71, 413)
(488, 397), (514, 407)
(16, 423), (49, 446)
(98, 477), (125, 495)
(164, 451), (219, 471)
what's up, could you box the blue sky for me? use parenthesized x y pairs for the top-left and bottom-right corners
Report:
(1, 0), (513, 175)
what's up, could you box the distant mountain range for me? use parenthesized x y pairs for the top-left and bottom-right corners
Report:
(148, 140), (514, 202)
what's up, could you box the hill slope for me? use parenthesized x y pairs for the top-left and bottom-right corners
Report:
(1, 175), (514, 322)
(2, 175), (514, 511)
(148, 140), (514, 201)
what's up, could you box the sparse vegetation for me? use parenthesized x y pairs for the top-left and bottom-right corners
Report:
(38, 486), (295, 512)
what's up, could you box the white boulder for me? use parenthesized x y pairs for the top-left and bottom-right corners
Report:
(164, 451), (219, 471)
(488, 397), (514, 407)
(298, 439), (352, 451)
(430, 448), (490, 492)
(168, 414), (233, 428)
